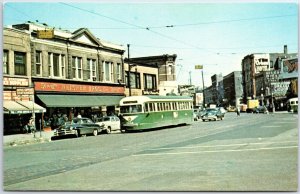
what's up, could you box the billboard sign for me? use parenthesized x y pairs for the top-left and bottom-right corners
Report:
(279, 58), (298, 79)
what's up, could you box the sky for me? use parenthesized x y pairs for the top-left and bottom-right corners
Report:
(2, 1), (299, 87)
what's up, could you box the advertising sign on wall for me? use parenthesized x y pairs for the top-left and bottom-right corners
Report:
(279, 58), (298, 79)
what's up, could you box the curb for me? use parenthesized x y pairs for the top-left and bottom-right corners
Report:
(4, 137), (52, 147)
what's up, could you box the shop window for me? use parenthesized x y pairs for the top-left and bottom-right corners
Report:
(14, 52), (26, 75)
(3, 50), (8, 74)
(72, 56), (83, 80)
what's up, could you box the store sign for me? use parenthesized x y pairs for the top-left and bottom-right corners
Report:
(16, 88), (34, 95)
(195, 65), (203, 69)
(142, 90), (159, 95)
(35, 82), (124, 94)
(271, 81), (290, 97)
(3, 77), (29, 86)
(37, 29), (54, 39)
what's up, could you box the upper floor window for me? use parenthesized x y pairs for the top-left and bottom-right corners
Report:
(48, 53), (65, 78)
(144, 74), (157, 90)
(125, 71), (141, 89)
(35, 51), (42, 76)
(168, 65), (172, 75)
(102, 61), (113, 82)
(116, 63), (121, 80)
(3, 50), (8, 74)
(72, 56), (82, 80)
(14, 52), (26, 75)
(87, 59), (96, 81)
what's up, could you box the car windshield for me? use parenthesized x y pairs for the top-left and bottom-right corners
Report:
(103, 117), (111, 121)
(206, 109), (218, 113)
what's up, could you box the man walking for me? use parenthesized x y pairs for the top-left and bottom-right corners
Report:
(236, 107), (240, 116)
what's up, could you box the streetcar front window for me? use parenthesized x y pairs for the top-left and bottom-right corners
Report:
(120, 105), (143, 114)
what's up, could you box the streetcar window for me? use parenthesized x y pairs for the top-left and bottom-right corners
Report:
(120, 105), (142, 113)
(144, 103), (148, 112)
(149, 103), (153, 112)
(166, 103), (170, 111)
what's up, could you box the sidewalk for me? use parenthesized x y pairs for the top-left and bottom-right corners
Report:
(3, 130), (54, 148)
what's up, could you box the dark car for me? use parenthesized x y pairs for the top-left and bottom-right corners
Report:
(53, 117), (103, 138)
(201, 108), (225, 121)
(254, 106), (269, 114)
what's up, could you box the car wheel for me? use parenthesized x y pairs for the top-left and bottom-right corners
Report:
(93, 129), (98, 136)
(106, 126), (111, 134)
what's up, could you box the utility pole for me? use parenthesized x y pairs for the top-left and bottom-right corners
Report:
(201, 69), (205, 108)
(127, 44), (132, 96)
(189, 71), (192, 85)
(195, 64), (205, 108)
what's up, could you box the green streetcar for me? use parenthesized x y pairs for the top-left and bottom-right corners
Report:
(119, 95), (193, 132)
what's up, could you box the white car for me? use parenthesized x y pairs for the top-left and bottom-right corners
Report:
(95, 115), (121, 134)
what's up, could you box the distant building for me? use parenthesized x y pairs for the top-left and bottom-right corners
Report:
(123, 60), (159, 96)
(126, 54), (178, 96)
(204, 74), (223, 106)
(223, 71), (243, 108)
(241, 45), (297, 104)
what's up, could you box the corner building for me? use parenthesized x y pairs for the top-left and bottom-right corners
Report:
(12, 22), (126, 128)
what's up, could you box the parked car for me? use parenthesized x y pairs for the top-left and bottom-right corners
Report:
(95, 115), (121, 134)
(53, 117), (103, 138)
(254, 106), (269, 114)
(201, 108), (225, 121)
(217, 107), (227, 114)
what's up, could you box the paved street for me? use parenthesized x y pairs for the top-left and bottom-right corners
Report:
(3, 112), (298, 191)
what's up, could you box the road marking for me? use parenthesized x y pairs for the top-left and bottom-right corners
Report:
(263, 126), (280, 128)
(145, 140), (298, 151)
(274, 121), (297, 124)
(133, 145), (298, 157)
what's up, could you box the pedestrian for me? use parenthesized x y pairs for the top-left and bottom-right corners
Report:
(236, 108), (240, 116)
(28, 116), (35, 133)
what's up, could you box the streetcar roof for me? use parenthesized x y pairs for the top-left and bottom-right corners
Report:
(120, 95), (192, 105)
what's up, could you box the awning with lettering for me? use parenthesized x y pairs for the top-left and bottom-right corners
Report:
(16, 101), (46, 113)
(3, 101), (31, 114)
(37, 95), (124, 107)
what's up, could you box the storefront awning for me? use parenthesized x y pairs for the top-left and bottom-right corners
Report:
(37, 95), (124, 107)
(4, 101), (31, 114)
(3, 101), (47, 114)
(16, 101), (46, 113)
